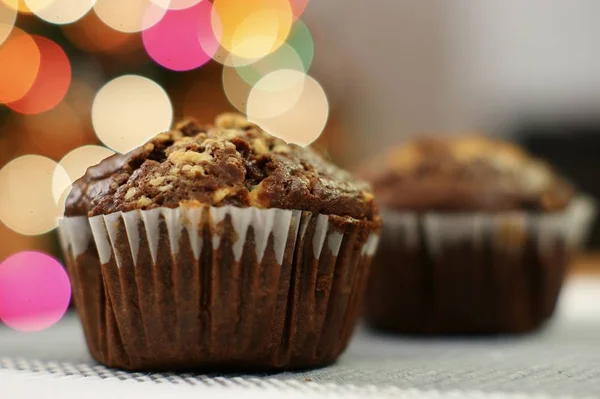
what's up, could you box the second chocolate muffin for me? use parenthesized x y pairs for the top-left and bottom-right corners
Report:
(362, 135), (594, 335)
(59, 113), (380, 371)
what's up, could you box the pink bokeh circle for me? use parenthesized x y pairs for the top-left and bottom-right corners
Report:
(142, 0), (217, 71)
(0, 251), (71, 332)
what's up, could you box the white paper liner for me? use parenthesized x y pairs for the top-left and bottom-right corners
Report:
(58, 216), (93, 258)
(59, 205), (380, 370)
(60, 206), (380, 268)
(379, 196), (596, 256)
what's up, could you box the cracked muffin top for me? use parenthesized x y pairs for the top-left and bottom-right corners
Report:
(360, 135), (574, 212)
(65, 113), (378, 222)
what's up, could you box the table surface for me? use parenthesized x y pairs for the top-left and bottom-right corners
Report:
(1, 275), (599, 399)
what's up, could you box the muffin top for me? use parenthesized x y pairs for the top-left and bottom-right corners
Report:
(66, 113), (377, 221)
(361, 135), (574, 212)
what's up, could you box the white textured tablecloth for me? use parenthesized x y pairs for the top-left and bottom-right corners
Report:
(1, 277), (599, 399)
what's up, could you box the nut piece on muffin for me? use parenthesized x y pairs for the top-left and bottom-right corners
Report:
(361, 134), (593, 335)
(60, 113), (380, 371)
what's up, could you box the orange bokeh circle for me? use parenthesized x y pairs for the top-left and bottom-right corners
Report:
(8, 35), (71, 114)
(0, 28), (41, 104)
(212, 0), (293, 60)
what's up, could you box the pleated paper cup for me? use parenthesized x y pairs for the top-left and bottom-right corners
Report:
(59, 205), (379, 371)
(364, 196), (595, 335)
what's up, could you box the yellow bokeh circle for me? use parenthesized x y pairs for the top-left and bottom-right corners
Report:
(25, 0), (95, 24)
(92, 74), (173, 154)
(0, 155), (66, 236)
(212, 0), (292, 61)
(246, 71), (329, 147)
(94, 0), (168, 33)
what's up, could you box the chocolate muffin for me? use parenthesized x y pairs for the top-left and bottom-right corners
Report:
(362, 135), (594, 335)
(59, 113), (380, 371)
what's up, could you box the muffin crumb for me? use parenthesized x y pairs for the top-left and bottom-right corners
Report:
(213, 187), (235, 204)
(149, 176), (167, 187)
(168, 150), (213, 165)
(215, 112), (255, 129)
(137, 196), (152, 207)
(124, 187), (137, 200)
(253, 138), (269, 155)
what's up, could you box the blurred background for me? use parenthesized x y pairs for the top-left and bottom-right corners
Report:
(0, 0), (599, 323)
(305, 0), (600, 248)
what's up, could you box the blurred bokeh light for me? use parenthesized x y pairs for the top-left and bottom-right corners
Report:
(235, 43), (305, 87)
(92, 74), (174, 153)
(246, 69), (306, 119)
(247, 70), (329, 146)
(1, 0), (31, 14)
(7, 35), (71, 114)
(151, 0), (202, 11)
(25, 0), (95, 25)
(0, 251), (71, 332)
(0, 28), (41, 103)
(0, 155), (65, 236)
(286, 20), (314, 72)
(222, 64), (252, 113)
(93, 0), (167, 33)
(142, 1), (216, 71)
(0, 0), (17, 46)
(212, 0), (293, 61)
